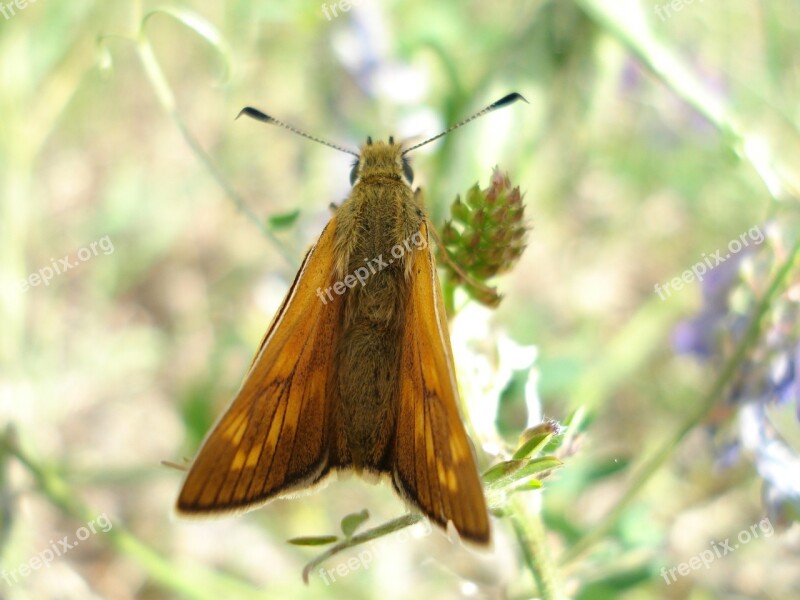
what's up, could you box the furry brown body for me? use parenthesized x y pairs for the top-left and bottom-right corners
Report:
(330, 142), (424, 470)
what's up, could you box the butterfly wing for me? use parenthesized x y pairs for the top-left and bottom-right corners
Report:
(177, 217), (343, 514)
(392, 222), (491, 544)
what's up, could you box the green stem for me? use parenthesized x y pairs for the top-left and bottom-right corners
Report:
(510, 495), (565, 600)
(98, 20), (295, 265)
(133, 32), (294, 267)
(557, 0), (800, 566)
(0, 426), (255, 600)
(301, 513), (422, 584)
(562, 232), (800, 565)
(575, 0), (796, 202)
(575, 0), (737, 136)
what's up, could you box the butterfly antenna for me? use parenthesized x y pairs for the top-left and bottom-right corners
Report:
(402, 92), (528, 155)
(237, 107), (360, 158)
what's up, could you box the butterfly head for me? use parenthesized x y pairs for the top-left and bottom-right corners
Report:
(350, 136), (414, 187)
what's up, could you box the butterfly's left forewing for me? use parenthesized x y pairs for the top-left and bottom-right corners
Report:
(177, 217), (343, 514)
(392, 222), (491, 545)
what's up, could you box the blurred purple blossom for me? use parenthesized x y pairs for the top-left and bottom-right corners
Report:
(739, 403), (800, 526)
(671, 247), (749, 359)
(770, 343), (800, 418)
(673, 221), (800, 525)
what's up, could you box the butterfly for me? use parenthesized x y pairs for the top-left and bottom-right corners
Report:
(176, 93), (527, 545)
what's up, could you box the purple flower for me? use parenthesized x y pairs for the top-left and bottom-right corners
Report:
(671, 250), (748, 359)
(672, 221), (800, 524)
(739, 403), (800, 527)
(768, 342), (800, 419)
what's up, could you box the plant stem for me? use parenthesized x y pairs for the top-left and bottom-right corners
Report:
(0, 426), (255, 600)
(510, 495), (565, 600)
(133, 31), (294, 267)
(301, 513), (422, 583)
(561, 232), (800, 565)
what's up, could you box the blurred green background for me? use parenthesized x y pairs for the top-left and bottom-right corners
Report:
(2, 1), (799, 598)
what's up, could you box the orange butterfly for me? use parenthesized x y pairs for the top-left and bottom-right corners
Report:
(176, 94), (527, 545)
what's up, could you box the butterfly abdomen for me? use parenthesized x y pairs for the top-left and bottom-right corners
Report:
(334, 315), (402, 469)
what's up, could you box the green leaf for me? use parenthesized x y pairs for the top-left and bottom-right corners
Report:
(267, 209), (301, 231)
(340, 509), (370, 538)
(512, 479), (543, 492)
(540, 408), (586, 453)
(287, 535), (339, 546)
(486, 456), (562, 490)
(512, 431), (554, 460)
(482, 459), (525, 484)
(514, 456), (563, 480)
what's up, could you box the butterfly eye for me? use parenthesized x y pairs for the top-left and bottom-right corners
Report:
(350, 161), (360, 185)
(402, 158), (414, 184)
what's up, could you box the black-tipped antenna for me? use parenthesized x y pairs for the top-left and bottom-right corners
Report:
(401, 92), (528, 155)
(237, 107), (360, 158)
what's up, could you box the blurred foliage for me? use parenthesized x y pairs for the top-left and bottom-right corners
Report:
(1, 0), (800, 599)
